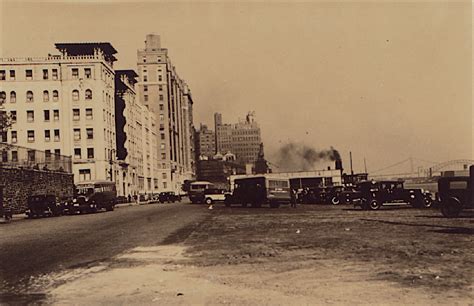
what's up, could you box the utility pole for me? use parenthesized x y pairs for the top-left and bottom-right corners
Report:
(364, 157), (367, 173)
(350, 151), (354, 175)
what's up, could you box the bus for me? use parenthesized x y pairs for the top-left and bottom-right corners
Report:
(226, 176), (291, 208)
(65, 180), (117, 214)
(189, 181), (214, 204)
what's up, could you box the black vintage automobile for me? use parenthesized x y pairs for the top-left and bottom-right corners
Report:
(354, 180), (433, 210)
(438, 165), (473, 218)
(26, 194), (62, 218)
(158, 192), (181, 203)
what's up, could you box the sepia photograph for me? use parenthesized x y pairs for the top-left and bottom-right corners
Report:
(0, 0), (472, 304)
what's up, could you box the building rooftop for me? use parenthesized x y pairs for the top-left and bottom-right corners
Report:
(55, 42), (117, 62)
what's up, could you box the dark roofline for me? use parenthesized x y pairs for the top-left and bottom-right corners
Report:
(54, 42), (118, 55)
(115, 69), (138, 78)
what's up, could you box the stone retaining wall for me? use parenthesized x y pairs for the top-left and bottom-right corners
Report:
(0, 167), (74, 214)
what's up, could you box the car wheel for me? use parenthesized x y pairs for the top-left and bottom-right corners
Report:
(205, 198), (213, 205)
(423, 195), (433, 208)
(331, 196), (340, 205)
(369, 199), (381, 210)
(440, 197), (462, 218)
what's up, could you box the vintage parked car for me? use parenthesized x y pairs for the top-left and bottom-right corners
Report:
(437, 165), (473, 218)
(26, 194), (62, 218)
(201, 188), (227, 205)
(354, 180), (433, 210)
(64, 180), (117, 214)
(158, 192), (181, 203)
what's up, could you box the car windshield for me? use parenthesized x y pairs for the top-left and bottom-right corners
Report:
(77, 187), (94, 195)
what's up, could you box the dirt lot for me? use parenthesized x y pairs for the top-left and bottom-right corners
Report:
(50, 203), (473, 305)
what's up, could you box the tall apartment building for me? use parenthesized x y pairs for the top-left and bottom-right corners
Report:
(136, 34), (195, 192)
(0, 43), (118, 183)
(114, 70), (158, 197)
(215, 112), (262, 165)
(196, 124), (215, 159)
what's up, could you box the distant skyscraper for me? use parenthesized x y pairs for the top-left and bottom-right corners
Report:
(196, 124), (216, 159)
(214, 112), (262, 164)
(136, 34), (195, 192)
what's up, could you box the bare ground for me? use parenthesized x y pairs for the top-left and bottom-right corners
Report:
(50, 204), (473, 305)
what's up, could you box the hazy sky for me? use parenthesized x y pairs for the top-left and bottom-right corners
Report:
(1, 0), (472, 173)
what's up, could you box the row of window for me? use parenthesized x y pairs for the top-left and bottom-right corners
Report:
(143, 94), (164, 102)
(0, 89), (92, 104)
(143, 84), (164, 92)
(0, 149), (62, 163)
(3, 128), (94, 143)
(74, 148), (95, 159)
(0, 68), (92, 81)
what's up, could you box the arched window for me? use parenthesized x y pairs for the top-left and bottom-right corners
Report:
(72, 90), (79, 101)
(10, 91), (16, 103)
(26, 91), (34, 102)
(0, 91), (6, 104)
(43, 90), (49, 102)
(52, 90), (59, 102)
(85, 89), (92, 100)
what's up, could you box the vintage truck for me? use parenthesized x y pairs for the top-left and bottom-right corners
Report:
(437, 165), (473, 218)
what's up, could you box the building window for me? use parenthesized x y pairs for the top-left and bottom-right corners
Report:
(52, 69), (58, 80)
(27, 130), (35, 142)
(43, 90), (49, 102)
(11, 131), (17, 143)
(84, 68), (91, 79)
(86, 128), (93, 139)
(74, 148), (81, 159)
(159, 85), (163, 91)
(159, 124), (164, 130)
(73, 109), (80, 121)
(44, 110), (50, 121)
(158, 75), (162, 82)
(159, 114), (164, 121)
(52, 90), (59, 101)
(26, 91), (34, 102)
(160, 133), (165, 140)
(45, 130), (50, 142)
(161, 153), (166, 160)
(143, 57), (146, 63)
(28, 150), (35, 162)
(144, 85), (148, 92)
(11, 150), (18, 162)
(10, 111), (16, 123)
(1, 150), (7, 162)
(0, 131), (7, 143)
(143, 75), (148, 82)
(85, 89), (92, 100)
(85, 108), (93, 120)
(144, 95), (148, 102)
(163, 182), (167, 189)
(157, 57), (162, 62)
(79, 169), (91, 181)
(159, 104), (164, 111)
(45, 150), (51, 161)
(53, 110), (59, 121)
(87, 148), (94, 159)
(54, 149), (61, 159)
(27, 110), (34, 122)
(10, 70), (15, 80)
(0, 92), (5, 104)
(0, 70), (5, 81)
(72, 90), (79, 101)
(43, 69), (48, 80)
(10, 91), (16, 103)
(73, 128), (81, 140)
(160, 143), (165, 149)
(72, 68), (79, 79)
(54, 129), (60, 141)
(26, 69), (33, 80)
(159, 94), (163, 101)
(162, 172), (167, 179)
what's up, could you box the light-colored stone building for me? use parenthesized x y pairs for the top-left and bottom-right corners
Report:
(136, 34), (195, 192)
(196, 124), (215, 159)
(0, 43), (118, 183)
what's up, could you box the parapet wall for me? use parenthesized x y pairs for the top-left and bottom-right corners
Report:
(0, 167), (74, 214)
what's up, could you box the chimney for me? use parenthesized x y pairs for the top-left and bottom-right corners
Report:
(335, 160), (343, 172)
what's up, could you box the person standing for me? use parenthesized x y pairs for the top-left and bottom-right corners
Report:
(290, 189), (297, 208)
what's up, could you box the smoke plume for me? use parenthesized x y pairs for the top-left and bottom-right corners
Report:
(275, 143), (341, 172)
